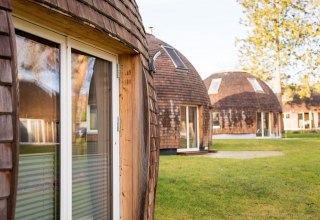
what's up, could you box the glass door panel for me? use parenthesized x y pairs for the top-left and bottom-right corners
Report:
(189, 107), (198, 148)
(72, 50), (112, 219)
(263, 112), (270, 137)
(179, 106), (187, 149)
(256, 112), (262, 137)
(16, 31), (60, 220)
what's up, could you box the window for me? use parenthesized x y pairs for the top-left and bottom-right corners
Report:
(298, 113), (304, 129)
(212, 112), (220, 128)
(286, 114), (290, 119)
(14, 17), (119, 220)
(248, 78), (264, 93)
(179, 106), (199, 150)
(163, 46), (188, 70)
(208, 78), (222, 94)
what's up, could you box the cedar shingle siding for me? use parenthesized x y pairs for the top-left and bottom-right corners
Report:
(0, 1), (19, 219)
(147, 34), (211, 151)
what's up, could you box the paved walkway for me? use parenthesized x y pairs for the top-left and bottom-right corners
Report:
(198, 151), (285, 160)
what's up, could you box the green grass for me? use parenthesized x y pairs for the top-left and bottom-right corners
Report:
(155, 139), (320, 219)
(283, 132), (320, 139)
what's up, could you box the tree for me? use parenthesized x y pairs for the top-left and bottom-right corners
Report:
(237, 0), (320, 101)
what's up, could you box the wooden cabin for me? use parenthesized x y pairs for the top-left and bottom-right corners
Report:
(204, 72), (282, 139)
(0, 0), (160, 219)
(283, 93), (320, 131)
(147, 34), (211, 155)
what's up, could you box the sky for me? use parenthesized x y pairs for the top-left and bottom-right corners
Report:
(136, 0), (248, 80)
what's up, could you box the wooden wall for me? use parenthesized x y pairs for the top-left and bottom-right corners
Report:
(0, 0), (160, 219)
(119, 55), (159, 219)
(0, 1), (19, 219)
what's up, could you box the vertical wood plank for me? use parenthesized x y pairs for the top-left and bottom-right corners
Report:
(119, 55), (133, 220)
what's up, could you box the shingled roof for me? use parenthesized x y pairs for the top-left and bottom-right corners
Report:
(204, 72), (282, 112)
(13, 0), (149, 67)
(283, 92), (320, 112)
(147, 33), (210, 106)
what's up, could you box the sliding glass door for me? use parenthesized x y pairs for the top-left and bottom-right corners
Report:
(179, 106), (199, 150)
(71, 51), (112, 219)
(14, 17), (119, 220)
(256, 112), (270, 137)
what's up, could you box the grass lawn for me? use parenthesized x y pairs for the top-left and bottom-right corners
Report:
(283, 132), (320, 139)
(155, 139), (320, 219)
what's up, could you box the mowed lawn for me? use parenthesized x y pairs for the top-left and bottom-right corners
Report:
(155, 139), (320, 219)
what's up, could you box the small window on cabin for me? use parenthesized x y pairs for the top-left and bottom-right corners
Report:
(247, 78), (264, 93)
(208, 78), (222, 94)
(162, 46), (188, 70)
(286, 114), (290, 119)
(212, 112), (220, 128)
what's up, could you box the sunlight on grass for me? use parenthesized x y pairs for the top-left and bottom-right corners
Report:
(155, 139), (320, 219)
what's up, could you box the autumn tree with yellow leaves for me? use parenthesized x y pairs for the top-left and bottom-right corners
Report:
(237, 0), (320, 102)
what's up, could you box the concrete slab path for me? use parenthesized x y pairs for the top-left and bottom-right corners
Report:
(198, 151), (285, 160)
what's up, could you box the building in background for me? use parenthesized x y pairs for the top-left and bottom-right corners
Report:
(204, 72), (282, 139)
(283, 93), (320, 131)
(147, 34), (211, 155)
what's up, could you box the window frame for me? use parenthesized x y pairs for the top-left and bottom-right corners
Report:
(178, 105), (200, 152)
(13, 16), (120, 220)
(256, 112), (271, 137)
(212, 112), (221, 129)
(208, 78), (222, 94)
(162, 45), (188, 71)
(247, 78), (264, 93)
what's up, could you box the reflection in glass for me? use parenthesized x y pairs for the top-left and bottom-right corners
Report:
(15, 31), (60, 219)
(263, 112), (269, 137)
(72, 51), (112, 219)
(179, 106), (198, 149)
(179, 106), (187, 149)
(256, 112), (262, 137)
(189, 107), (198, 148)
(212, 112), (220, 128)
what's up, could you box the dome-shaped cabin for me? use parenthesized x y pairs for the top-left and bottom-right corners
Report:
(204, 72), (282, 138)
(147, 34), (211, 155)
(0, 0), (159, 219)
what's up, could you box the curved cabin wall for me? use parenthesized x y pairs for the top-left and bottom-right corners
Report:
(0, 1), (19, 219)
(0, 0), (159, 219)
(147, 34), (211, 153)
